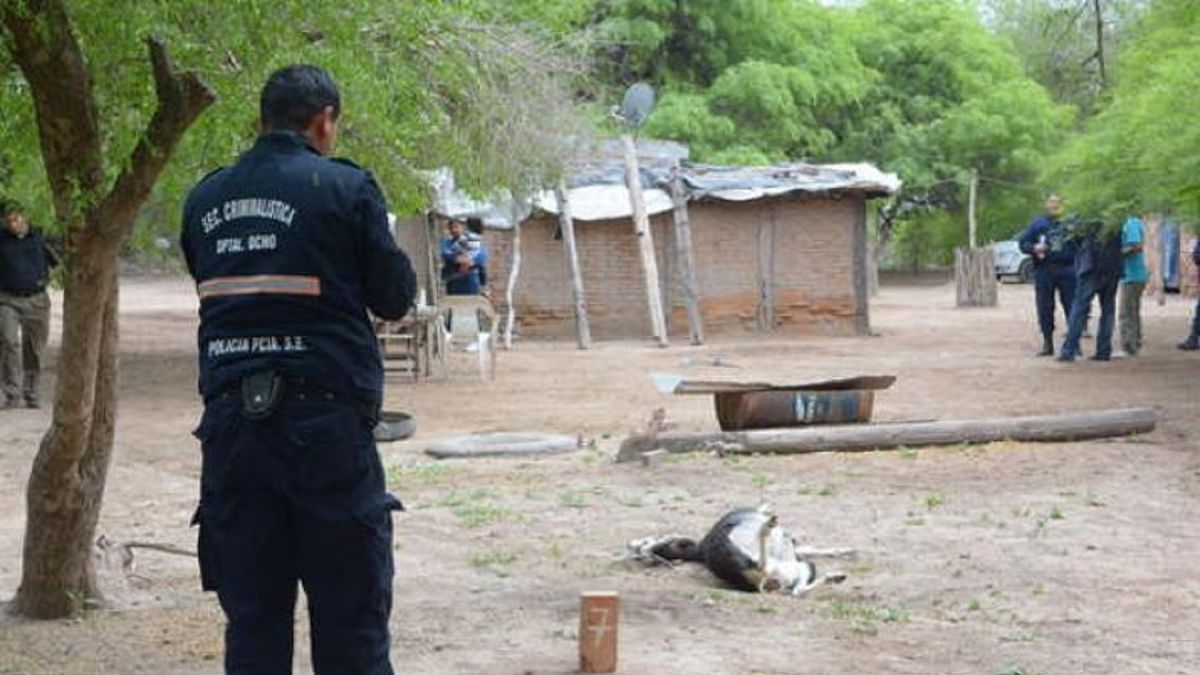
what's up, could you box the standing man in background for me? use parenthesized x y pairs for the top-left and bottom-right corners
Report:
(1019, 193), (1079, 356)
(181, 65), (415, 674)
(0, 198), (57, 409)
(1058, 221), (1122, 362)
(1118, 214), (1148, 356)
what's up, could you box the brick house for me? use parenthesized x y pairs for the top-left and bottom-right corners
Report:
(403, 157), (899, 341)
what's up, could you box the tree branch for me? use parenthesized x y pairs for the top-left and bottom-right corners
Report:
(0, 0), (105, 225)
(94, 36), (216, 245)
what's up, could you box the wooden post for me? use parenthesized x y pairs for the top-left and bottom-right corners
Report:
(503, 221), (521, 350)
(621, 133), (668, 346)
(755, 206), (777, 332)
(669, 168), (705, 345)
(967, 168), (978, 250)
(555, 181), (592, 349)
(580, 591), (619, 673)
(955, 247), (998, 307)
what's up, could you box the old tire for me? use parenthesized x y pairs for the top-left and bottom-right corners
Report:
(426, 432), (577, 459)
(374, 411), (417, 443)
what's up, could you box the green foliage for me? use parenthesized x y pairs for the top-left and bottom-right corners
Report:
(0, 0), (588, 240)
(1048, 0), (1200, 221)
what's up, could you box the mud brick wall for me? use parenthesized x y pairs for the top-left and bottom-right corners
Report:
(481, 194), (869, 340)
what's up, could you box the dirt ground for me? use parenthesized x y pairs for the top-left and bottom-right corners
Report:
(1, 276), (1198, 675)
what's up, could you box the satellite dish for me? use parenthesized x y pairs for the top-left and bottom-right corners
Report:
(619, 82), (655, 128)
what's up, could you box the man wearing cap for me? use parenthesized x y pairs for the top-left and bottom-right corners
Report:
(0, 199), (58, 409)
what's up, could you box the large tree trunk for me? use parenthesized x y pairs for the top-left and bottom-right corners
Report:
(14, 274), (118, 617)
(3, 1), (214, 618)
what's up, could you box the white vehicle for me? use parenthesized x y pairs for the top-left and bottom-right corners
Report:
(992, 239), (1033, 283)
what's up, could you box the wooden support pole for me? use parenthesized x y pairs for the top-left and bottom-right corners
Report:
(669, 168), (705, 345)
(968, 167), (978, 250)
(616, 407), (1156, 462)
(503, 221), (521, 350)
(621, 133), (668, 346)
(579, 591), (619, 673)
(555, 181), (592, 349)
(755, 207), (777, 332)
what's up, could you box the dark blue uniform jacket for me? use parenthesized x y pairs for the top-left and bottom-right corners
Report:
(181, 131), (415, 409)
(0, 226), (58, 294)
(1018, 214), (1078, 267)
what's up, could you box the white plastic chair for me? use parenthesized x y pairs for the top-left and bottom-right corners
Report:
(440, 295), (496, 380)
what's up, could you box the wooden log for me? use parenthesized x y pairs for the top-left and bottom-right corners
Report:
(955, 247), (998, 307)
(616, 407), (1156, 462)
(579, 591), (619, 673)
(555, 181), (592, 349)
(621, 133), (668, 346)
(669, 168), (705, 345)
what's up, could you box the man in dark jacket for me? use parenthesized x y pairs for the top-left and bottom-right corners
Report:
(0, 199), (58, 409)
(180, 65), (415, 674)
(1058, 221), (1122, 362)
(1018, 193), (1079, 356)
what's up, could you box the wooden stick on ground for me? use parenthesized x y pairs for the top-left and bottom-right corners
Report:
(617, 407), (1156, 462)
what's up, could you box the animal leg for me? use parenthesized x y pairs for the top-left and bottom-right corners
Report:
(793, 545), (857, 559)
(790, 571), (848, 597)
(755, 513), (779, 593)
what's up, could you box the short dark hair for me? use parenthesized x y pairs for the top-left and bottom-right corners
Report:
(260, 65), (341, 132)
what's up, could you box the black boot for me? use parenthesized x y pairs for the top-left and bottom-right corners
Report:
(1179, 335), (1200, 351)
(1038, 335), (1054, 357)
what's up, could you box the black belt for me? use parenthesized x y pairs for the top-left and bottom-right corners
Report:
(213, 375), (377, 422)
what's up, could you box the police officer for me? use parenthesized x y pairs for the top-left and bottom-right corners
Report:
(1018, 193), (1079, 356)
(181, 65), (415, 674)
(0, 198), (58, 409)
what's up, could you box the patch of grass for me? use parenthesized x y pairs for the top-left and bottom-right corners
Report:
(1085, 492), (1107, 507)
(559, 491), (588, 509)
(751, 473), (774, 489)
(756, 603), (779, 615)
(439, 488), (496, 508)
(905, 516), (926, 526)
(998, 667), (1033, 675)
(1048, 506), (1065, 520)
(439, 489), (516, 528)
(966, 598), (981, 611)
(824, 601), (910, 636)
(470, 550), (518, 570)
(456, 504), (516, 528)
(386, 461), (458, 489)
(798, 483), (838, 497)
(898, 447), (919, 459)
(924, 493), (946, 510)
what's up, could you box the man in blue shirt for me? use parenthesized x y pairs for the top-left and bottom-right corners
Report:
(440, 216), (489, 295)
(1118, 215), (1148, 355)
(1058, 221), (1121, 362)
(1018, 194), (1079, 356)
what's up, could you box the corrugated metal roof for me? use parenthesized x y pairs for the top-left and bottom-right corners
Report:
(427, 141), (901, 228)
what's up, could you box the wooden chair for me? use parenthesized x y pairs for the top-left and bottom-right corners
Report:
(375, 317), (421, 379)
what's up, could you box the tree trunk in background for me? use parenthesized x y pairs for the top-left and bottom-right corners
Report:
(3, 1), (214, 618)
(955, 247), (998, 307)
